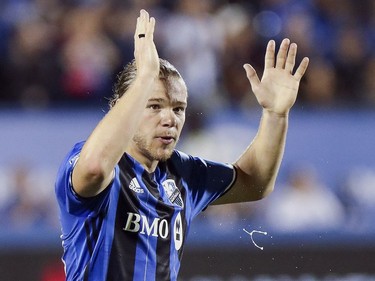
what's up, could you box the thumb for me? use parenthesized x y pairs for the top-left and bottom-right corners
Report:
(243, 64), (260, 92)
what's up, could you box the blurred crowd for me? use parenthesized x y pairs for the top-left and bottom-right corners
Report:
(0, 0), (374, 111)
(1, 0), (375, 235)
(198, 162), (375, 235)
(2, 154), (375, 235)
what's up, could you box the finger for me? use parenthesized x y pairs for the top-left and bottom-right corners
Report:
(134, 12), (142, 39)
(134, 10), (148, 39)
(275, 38), (290, 69)
(134, 16), (140, 58)
(293, 57), (309, 80)
(285, 42), (297, 73)
(146, 17), (156, 40)
(264, 40), (275, 69)
(243, 64), (261, 91)
(134, 10), (152, 58)
(141, 9), (150, 33)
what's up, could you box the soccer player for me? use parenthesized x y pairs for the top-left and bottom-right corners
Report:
(55, 9), (309, 281)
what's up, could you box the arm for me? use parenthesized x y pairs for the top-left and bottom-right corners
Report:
(215, 38), (309, 204)
(72, 10), (160, 197)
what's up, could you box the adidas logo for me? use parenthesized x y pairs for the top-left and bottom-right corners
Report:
(129, 177), (144, 194)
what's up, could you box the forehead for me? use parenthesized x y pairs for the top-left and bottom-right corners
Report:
(152, 78), (187, 103)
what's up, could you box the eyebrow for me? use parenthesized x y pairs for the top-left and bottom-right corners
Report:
(147, 98), (187, 107)
(148, 98), (165, 103)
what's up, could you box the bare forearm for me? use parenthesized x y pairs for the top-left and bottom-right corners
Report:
(216, 39), (308, 205)
(85, 77), (154, 164)
(73, 76), (156, 196)
(235, 109), (288, 192)
(215, 110), (288, 204)
(72, 10), (160, 197)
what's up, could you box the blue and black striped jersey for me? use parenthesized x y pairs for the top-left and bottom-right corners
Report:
(55, 141), (235, 281)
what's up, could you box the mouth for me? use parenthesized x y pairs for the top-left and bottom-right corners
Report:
(156, 135), (176, 145)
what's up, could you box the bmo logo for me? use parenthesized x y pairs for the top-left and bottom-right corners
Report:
(123, 212), (169, 238)
(123, 212), (183, 250)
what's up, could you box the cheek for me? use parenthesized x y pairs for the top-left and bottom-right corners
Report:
(141, 113), (158, 127)
(135, 120), (154, 137)
(178, 115), (185, 125)
(177, 117), (186, 132)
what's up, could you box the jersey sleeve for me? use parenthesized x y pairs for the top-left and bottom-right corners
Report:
(55, 141), (111, 217)
(172, 150), (236, 218)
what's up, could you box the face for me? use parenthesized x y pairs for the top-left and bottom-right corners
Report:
(131, 78), (187, 164)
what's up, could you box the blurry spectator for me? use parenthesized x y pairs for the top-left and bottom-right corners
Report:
(282, 2), (315, 57)
(363, 56), (375, 107)
(340, 167), (375, 232)
(0, 0), (374, 109)
(180, 116), (257, 163)
(333, 24), (368, 105)
(60, 4), (120, 102)
(0, 164), (56, 230)
(263, 164), (345, 232)
(203, 202), (257, 233)
(102, 3), (140, 70)
(300, 57), (336, 107)
(159, 0), (224, 113)
(217, 3), (264, 110)
(180, 117), (259, 231)
(367, 1), (375, 52)
(1, 12), (62, 108)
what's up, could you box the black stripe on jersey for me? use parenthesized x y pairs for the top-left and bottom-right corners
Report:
(84, 210), (105, 280)
(153, 161), (189, 279)
(83, 222), (93, 281)
(107, 156), (140, 281)
(154, 200), (173, 280)
(84, 221), (93, 256)
(142, 169), (172, 280)
(83, 262), (90, 281)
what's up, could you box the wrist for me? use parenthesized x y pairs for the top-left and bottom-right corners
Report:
(132, 74), (158, 93)
(263, 108), (290, 119)
(135, 72), (158, 84)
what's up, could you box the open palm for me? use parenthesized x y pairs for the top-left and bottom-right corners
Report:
(244, 39), (309, 115)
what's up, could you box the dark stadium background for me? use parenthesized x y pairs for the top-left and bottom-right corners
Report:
(0, 0), (374, 280)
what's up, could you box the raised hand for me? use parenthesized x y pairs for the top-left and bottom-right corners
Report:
(134, 9), (160, 79)
(244, 39), (309, 115)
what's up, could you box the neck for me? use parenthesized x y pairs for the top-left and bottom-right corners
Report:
(125, 147), (159, 173)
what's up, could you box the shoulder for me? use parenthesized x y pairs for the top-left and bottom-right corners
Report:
(171, 150), (234, 169)
(55, 141), (86, 196)
(171, 150), (191, 163)
(71, 141), (85, 154)
(170, 150), (205, 169)
(64, 141), (86, 163)
(169, 150), (234, 177)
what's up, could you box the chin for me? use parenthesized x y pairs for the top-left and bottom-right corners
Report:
(155, 148), (174, 162)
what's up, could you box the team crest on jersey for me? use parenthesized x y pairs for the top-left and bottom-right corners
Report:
(162, 179), (184, 208)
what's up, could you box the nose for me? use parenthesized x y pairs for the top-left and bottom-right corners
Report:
(160, 109), (176, 127)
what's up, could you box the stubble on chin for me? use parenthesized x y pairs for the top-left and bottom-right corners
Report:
(133, 134), (175, 162)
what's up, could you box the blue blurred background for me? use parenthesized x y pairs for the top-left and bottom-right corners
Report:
(0, 0), (375, 280)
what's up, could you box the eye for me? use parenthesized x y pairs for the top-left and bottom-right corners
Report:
(174, 107), (186, 114)
(148, 104), (161, 110)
